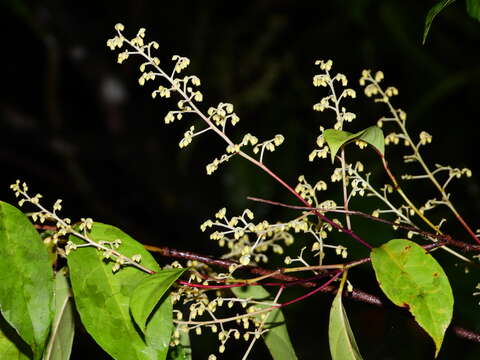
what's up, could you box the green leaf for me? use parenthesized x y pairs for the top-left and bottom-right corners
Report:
(42, 268), (75, 360)
(232, 286), (297, 360)
(144, 295), (174, 355)
(371, 239), (453, 357)
(467, 0), (480, 20)
(323, 126), (384, 163)
(422, 0), (456, 44)
(0, 315), (31, 360)
(167, 330), (192, 360)
(357, 126), (384, 155)
(130, 268), (186, 332)
(323, 129), (357, 163)
(67, 222), (172, 360)
(329, 289), (363, 360)
(0, 201), (54, 359)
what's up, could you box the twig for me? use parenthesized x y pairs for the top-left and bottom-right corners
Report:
(247, 196), (480, 252)
(30, 223), (480, 343)
(145, 243), (480, 344)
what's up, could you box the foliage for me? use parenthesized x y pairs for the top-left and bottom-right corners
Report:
(423, 0), (480, 44)
(328, 272), (363, 360)
(371, 239), (454, 357)
(0, 20), (479, 360)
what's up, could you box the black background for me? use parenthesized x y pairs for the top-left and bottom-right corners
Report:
(1, 1), (480, 359)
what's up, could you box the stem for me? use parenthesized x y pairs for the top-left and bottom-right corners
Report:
(380, 154), (440, 233)
(225, 270), (282, 284)
(175, 306), (275, 327)
(239, 151), (372, 249)
(278, 271), (342, 307)
(282, 263), (346, 273)
(380, 154), (473, 262)
(123, 35), (373, 249)
(369, 75), (479, 244)
(338, 269), (348, 292)
(247, 196), (480, 254)
(145, 244), (320, 287)
(150, 243), (480, 343)
(242, 286), (284, 360)
(340, 149), (352, 229)
(22, 190), (155, 274)
(324, 69), (351, 229)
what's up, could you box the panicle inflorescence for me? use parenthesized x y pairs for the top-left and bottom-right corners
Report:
(309, 61), (472, 263)
(105, 26), (477, 357)
(106, 23), (286, 179)
(167, 259), (284, 358)
(358, 68), (473, 234)
(312, 59), (357, 130)
(10, 180), (144, 273)
(200, 207), (298, 266)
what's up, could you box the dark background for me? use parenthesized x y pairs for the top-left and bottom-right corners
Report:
(1, 0), (480, 359)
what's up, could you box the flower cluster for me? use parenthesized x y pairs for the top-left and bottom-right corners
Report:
(312, 59), (357, 130)
(105, 26), (477, 358)
(200, 207), (299, 266)
(107, 23), (285, 181)
(294, 175), (328, 206)
(359, 69), (473, 242)
(10, 180), (144, 273)
(167, 260), (283, 359)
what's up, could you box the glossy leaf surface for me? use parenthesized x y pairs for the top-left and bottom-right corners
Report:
(68, 222), (171, 360)
(0, 201), (54, 359)
(130, 268), (186, 331)
(423, 0), (456, 44)
(42, 269), (75, 360)
(329, 289), (363, 360)
(0, 315), (31, 360)
(371, 239), (453, 357)
(323, 126), (384, 163)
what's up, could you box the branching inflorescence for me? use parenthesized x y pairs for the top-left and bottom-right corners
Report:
(9, 180), (151, 273)
(103, 24), (480, 357)
(4, 23), (478, 360)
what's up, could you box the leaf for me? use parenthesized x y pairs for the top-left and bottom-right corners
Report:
(371, 239), (453, 357)
(467, 0), (480, 20)
(329, 289), (363, 360)
(167, 330), (192, 360)
(42, 268), (75, 360)
(130, 268), (186, 332)
(232, 286), (297, 360)
(144, 295), (174, 355)
(323, 129), (357, 163)
(357, 126), (384, 156)
(0, 201), (54, 359)
(323, 126), (384, 163)
(422, 0), (456, 44)
(0, 315), (31, 360)
(67, 222), (172, 360)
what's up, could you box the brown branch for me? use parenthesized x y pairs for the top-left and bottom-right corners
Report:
(247, 196), (480, 252)
(143, 244), (321, 287)
(145, 243), (480, 344)
(31, 223), (479, 343)
(452, 326), (480, 343)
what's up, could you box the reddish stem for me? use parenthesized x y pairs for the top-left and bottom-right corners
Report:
(453, 212), (480, 245)
(247, 196), (480, 252)
(378, 151), (480, 245)
(277, 271), (343, 308)
(145, 244), (480, 343)
(178, 273), (335, 290)
(178, 281), (252, 289)
(241, 153), (372, 249)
